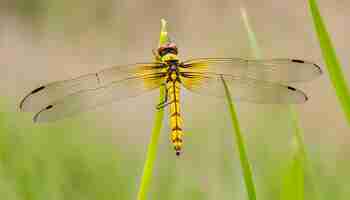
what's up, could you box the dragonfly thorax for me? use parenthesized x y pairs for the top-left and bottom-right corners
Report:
(166, 60), (180, 81)
(170, 71), (178, 81)
(158, 42), (178, 57)
(169, 64), (177, 71)
(166, 59), (179, 69)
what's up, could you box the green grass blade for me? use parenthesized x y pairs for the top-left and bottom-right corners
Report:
(282, 145), (305, 200)
(281, 108), (305, 200)
(309, 0), (350, 125)
(221, 77), (257, 200)
(158, 19), (168, 46)
(240, 7), (262, 59)
(240, 6), (310, 200)
(136, 86), (165, 200)
(136, 19), (168, 200)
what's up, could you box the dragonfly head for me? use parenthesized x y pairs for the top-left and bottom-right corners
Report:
(158, 42), (179, 62)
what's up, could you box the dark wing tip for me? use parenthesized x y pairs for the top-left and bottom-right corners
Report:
(292, 59), (323, 74)
(313, 63), (323, 75)
(33, 113), (40, 123)
(30, 86), (46, 94)
(287, 86), (308, 103)
(287, 86), (296, 91)
(19, 97), (27, 111)
(33, 104), (53, 123)
(291, 59), (305, 64)
(19, 95), (30, 111)
(45, 105), (53, 109)
(19, 86), (46, 111)
(292, 59), (323, 78)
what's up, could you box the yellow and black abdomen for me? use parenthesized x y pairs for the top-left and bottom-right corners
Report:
(167, 76), (184, 156)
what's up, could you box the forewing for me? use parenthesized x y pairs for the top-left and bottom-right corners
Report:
(20, 63), (165, 112)
(20, 63), (166, 122)
(181, 72), (307, 104)
(181, 58), (322, 83)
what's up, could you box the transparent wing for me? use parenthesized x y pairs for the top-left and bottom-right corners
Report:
(181, 58), (322, 83)
(20, 63), (166, 112)
(181, 72), (308, 104)
(32, 74), (166, 122)
(20, 63), (166, 122)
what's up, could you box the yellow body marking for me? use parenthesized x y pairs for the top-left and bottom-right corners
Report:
(167, 77), (183, 155)
(160, 53), (184, 155)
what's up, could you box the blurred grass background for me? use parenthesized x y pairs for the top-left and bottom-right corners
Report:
(1, 0), (349, 199)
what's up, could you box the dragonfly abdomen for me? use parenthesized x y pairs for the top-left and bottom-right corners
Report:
(168, 80), (183, 156)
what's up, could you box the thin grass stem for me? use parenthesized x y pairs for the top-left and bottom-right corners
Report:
(239, 6), (319, 200)
(309, 0), (350, 125)
(136, 19), (168, 200)
(221, 76), (257, 200)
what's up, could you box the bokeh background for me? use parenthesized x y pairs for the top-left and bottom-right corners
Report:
(1, 0), (349, 199)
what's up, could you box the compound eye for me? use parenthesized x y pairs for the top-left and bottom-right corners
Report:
(158, 47), (178, 57)
(157, 48), (165, 57)
(158, 48), (169, 57)
(169, 48), (178, 55)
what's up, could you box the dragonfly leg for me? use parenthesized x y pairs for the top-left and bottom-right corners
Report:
(156, 84), (174, 109)
(157, 100), (174, 109)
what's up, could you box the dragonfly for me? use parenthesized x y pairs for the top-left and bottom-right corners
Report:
(19, 41), (322, 156)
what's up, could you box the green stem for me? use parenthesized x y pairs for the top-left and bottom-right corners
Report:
(221, 76), (257, 200)
(309, 0), (350, 125)
(240, 7), (262, 59)
(136, 86), (165, 200)
(240, 6), (319, 200)
(136, 19), (169, 200)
